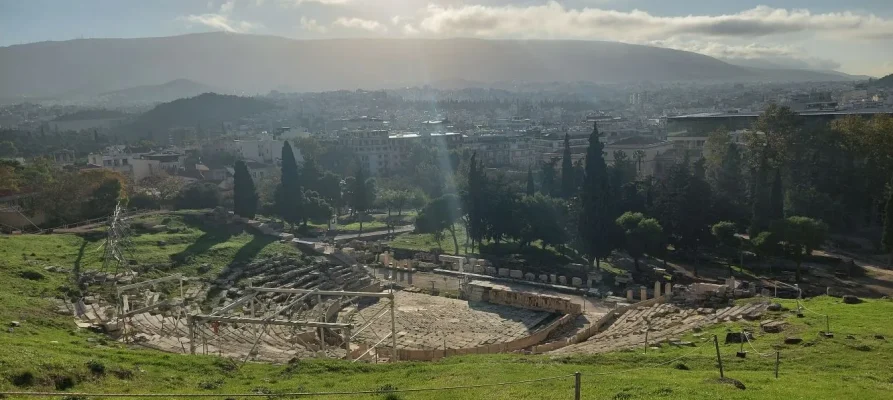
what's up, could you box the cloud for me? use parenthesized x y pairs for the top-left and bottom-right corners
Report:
(181, 14), (259, 33)
(651, 40), (798, 59)
(415, 2), (893, 40)
(391, 15), (403, 26)
(333, 17), (387, 32)
(651, 39), (842, 70)
(402, 24), (419, 35)
(300, 16), (328, 33)
(219, 1), (235, 14)
(277, 0), (350, 6)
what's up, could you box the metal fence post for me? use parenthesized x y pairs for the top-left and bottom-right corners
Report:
(574, 372), (581, 400)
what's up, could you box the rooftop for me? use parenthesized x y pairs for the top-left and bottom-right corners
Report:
(669, 108), (893, 120)
(608, 135), (666, 146)
(389, 132), (461, 139)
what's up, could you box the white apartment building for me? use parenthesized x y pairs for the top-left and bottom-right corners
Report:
(338, 130), (462, 175)
(87, 147), (186, 182)
(211, 137), (304, 165)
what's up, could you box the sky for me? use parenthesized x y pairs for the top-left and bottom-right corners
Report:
(1, 0), (892, 76)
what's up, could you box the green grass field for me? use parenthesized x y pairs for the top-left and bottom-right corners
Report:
(1, 214), (892, 399)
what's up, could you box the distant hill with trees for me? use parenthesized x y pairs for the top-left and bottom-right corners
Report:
(869, 73), (893, 88)
(124, 93), (275, 140)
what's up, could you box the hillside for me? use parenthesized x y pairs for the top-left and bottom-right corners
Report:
(870, 73), (893, 88)
(126, 93), (274, 138)
(96, 79), (216, 105)
(0, 33), (860, 97)
(0, 216), (890, 400)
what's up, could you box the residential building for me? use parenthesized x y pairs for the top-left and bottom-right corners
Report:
(209, 136), (304, 165)
(86, 147), (186, 182)
(337, 130), (462, 175)
(603, 136), (674, 177)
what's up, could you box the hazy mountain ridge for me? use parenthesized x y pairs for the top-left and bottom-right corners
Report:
(722, 58), (872, 80)
(97, 79), (217, 105)
(0, 33), (862, 98)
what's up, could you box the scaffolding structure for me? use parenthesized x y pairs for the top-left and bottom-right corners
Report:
(99, 202), (134, 277)
(186, 287), (398, 363)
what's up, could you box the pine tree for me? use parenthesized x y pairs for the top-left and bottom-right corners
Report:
(769, 168), (784, 221)
(717, 143), (744, 202)
(526, 167), (535, 196)
(561, 133), (574, 199)
(578, 122), (615, 269)
(233, 160), (258, 219)
(276, 141), (303, 228)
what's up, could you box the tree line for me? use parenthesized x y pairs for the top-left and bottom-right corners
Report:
(413, 107), (893, 282)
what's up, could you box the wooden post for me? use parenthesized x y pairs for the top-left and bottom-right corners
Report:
(574, 372), (581, 400)
(187, 317), (195, 354)
(775, 352), (780, 378)
(343, 326), (352, 355)
(390, 294), (398, 362)
(713, 335), (724, 378)
(644, 320), (650, 353)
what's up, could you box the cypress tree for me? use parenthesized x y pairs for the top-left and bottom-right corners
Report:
(578, 122), (614, 269)
(466, 153), (487, 252)
(233, 160), (258, 219)
(541, 158), (557, 197)
(882, 190), (893, 265)
(350, 165), (370, 235)
(749, 154), (770, 236)
(276, 141), (303, 228)
(561, 133), (574, 199)
(526, 167), (535, 196)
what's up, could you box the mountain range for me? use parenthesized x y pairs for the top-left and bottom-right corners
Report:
(0, 32), (867, 100)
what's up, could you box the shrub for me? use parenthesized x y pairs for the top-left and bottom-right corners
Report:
(19, 270), (45, 280)
(53, 375), (76, 390)
(10, 370), (35, 387)
(111, 367), (134, 380)
(85, 360), (105, 375)
(198, 378), (224, 390)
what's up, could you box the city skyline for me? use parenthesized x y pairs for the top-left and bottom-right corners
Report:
(1, 0), (892, 77)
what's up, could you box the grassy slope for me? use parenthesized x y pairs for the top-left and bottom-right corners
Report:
(1, 218), (892, 398)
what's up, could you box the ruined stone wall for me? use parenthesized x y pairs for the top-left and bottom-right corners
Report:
(486, 288), (583, 315)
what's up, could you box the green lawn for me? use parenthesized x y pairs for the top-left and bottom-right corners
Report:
(2, 216), (893, 399)
(0, 292), (890, 399)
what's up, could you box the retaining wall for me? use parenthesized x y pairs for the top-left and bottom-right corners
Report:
(529, 295), (668, 354)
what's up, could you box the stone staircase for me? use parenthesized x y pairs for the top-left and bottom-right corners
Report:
(122, 255), (376, 362)
(552, 301), (769, 354)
